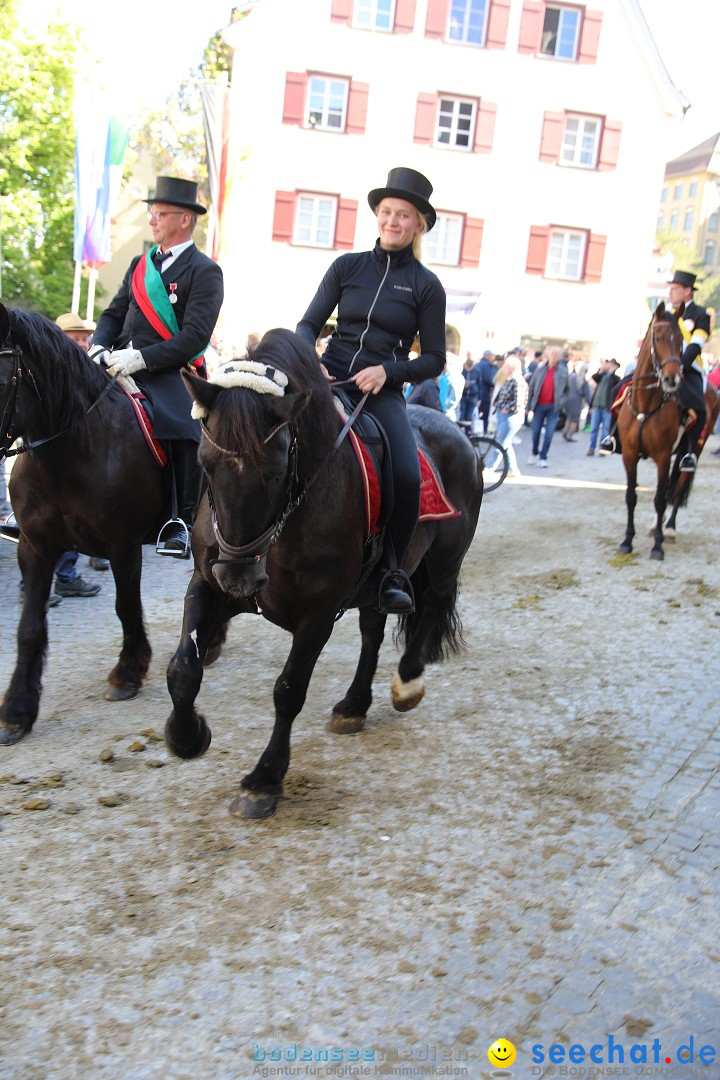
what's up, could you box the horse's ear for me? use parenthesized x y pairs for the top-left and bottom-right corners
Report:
(675, 301), (685, 318)
(181, 369), (222, 414)
(655, 301), (665, 319)
(268, 390), (312, 424)
(0, 303), (10, 344)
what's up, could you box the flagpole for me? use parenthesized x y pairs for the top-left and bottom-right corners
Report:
(86, 268), (97, 323)
(71, 260), (82, 313)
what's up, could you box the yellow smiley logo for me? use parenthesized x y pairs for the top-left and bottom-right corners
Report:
(488, 1038), (517, 1068)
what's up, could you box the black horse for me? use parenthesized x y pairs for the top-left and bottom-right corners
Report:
(165, 328), (484, 818)
(0, 302), (166, 744)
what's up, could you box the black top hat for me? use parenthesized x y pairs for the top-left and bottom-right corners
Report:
(368, 167), (436, 230)
(144, 176), (207, 215)
(668, 269), (697, 290)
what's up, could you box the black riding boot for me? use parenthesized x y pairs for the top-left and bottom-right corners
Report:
(679, 415), (705, 473)
(158, 440), (202, 557)
(377, 568), (415, 615)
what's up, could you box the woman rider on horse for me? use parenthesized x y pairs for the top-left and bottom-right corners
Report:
(296, 168), (446, 615)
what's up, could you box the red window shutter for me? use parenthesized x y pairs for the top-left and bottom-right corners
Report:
(584, 233), (606, 282)
(330, 0), (353, 24)
(414, 93), (437, 144)
(346, 81), (369, 134)
(473, 100), (497, 153)
(394, 0), (417, 33)
(425, 0), (450, 38)
(335, 199), (358, 249)
(539, 111), (564, 163)
(517, 0), (543, 53)
(597, 119), (622, 170)
(526, 226), (550, 274)
(282, 72), (307, 126)
(272, 191), (296, 243)
(460, 217), (484, 267)
(578, 9), (603, 63)
(486, 0), (511, 48)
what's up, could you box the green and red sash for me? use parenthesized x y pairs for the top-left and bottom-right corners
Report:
(131, 246), (206, 372)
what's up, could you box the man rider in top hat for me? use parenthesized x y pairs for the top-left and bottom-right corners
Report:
(91, 176), (224, 555)
(600, 269), (710, 470)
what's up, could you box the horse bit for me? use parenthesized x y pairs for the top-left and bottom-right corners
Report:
(627, 320), (682, 422)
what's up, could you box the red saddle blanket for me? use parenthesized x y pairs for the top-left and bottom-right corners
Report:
(347, 428), (460, 537)
(121, 385), (167, 467)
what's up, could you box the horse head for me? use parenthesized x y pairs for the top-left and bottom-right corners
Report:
(184, 364), (311, 599)
(650, 302), (683, 394)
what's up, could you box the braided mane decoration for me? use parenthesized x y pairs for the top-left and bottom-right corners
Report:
(191, 360), (288, 419)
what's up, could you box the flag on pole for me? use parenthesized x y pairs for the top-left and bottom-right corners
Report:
(200, 74), (231, 262)
(74, 99), (129, 268)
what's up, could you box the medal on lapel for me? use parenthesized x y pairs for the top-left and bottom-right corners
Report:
(169, 283), (178, 305)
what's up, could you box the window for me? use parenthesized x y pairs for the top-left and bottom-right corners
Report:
(661, 187), (667, 202)
(704, 240), (715, 265)
(670, 210), (678, 229)
(294, 195), (338, 247)
(673, 183), (682, 200)
(447, 0), (488, 45)
(424, 213), (464, 265)
(354, 0), (395, 30)
(560, 115), (600, 167)
(657, 213), (664, 229)
(436, 97), (476, 149)
(540, 5), (580, 59)
(709, 212), (719, 232)
(547, 228), (586, 280)
(307, 77), (348, 131)
(689, 180), (698, 197)
(684, 208), (693, 231)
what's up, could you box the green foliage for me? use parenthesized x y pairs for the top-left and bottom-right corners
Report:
(0, 2), (80, 315)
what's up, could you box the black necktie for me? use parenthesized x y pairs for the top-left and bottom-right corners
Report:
(154, 249), (171, 267)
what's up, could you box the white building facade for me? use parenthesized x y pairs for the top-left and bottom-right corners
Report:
(218, 0), (686, 364)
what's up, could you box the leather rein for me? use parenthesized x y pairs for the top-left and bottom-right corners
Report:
(626, 320), (682, 422)
(0, 340), (120, 462)
(202, 379), (368, 567)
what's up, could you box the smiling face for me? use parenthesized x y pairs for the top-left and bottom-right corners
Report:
(375, 197), (424, 251)
(487, 1039), (516, 1068)
(147, 202), (193, 250)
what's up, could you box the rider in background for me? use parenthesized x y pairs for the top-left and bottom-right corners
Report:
(296, 167), (446, 615)
(666, 270), (710, 472)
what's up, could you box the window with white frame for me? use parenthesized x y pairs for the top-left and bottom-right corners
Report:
(436, 97), (476, 150)
(560, 115), (600, 168)
(709, 212), (719, 232)
(689, 180), (698, 197)
(683, 207), (693, 231)
(704, 240), (715, 265)
(546, 228), (586, 280)
(673, 183), (682, 199)
(670, 209), (678, 229)
(447, 0), (488, 45)
(540, 6), (581, 59)
(424, 213), (463, 265)
(307, 76), (348, 131)
(354, 0), (395, 31)
(661, 187), (667, 202)
(294, 195), (337, 248)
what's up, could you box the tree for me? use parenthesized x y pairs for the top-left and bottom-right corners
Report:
(0, 0), (81, 315)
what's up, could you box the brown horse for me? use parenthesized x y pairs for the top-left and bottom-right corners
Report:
(616, 302), (683, 560)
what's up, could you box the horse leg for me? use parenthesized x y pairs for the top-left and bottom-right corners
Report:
(0, 546), (56, 744)
(650, 456), (671, 560)
(165, 573), (237, 759)
(329, 607), (388, 733)
(235, 609), (338, 819)
(104, 546), (152, 702)
(619, 453), (637, 554)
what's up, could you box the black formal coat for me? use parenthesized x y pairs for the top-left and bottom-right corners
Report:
(94, 244), (224, 441)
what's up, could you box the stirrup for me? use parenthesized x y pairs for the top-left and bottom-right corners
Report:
(679, 452), (697, 473)
(377, 568), (415, 615)
(0, 511), (20, 544)
(156, 518), (191, 558)
(598, 435), (616, 456)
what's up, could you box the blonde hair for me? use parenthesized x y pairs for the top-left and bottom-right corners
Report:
(494, 354), (522, 387)
(412, 211), (430, 260)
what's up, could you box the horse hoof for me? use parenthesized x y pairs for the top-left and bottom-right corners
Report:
(650, 549), (664, 561)
(229, 790), (278, 819)
(618, 543), (632, 555)
(0, 722), (29, 746)
(391, 673), (425, 713)
(104, 683), (140, 702)
(164, 715), (212, 759)
(328, 712), (365, 734)
(664, 529), (676, 543)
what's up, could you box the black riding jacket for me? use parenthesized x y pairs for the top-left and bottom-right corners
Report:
(296, 240), (446, 391)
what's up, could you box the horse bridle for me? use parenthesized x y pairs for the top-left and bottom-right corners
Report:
(200, 378), (369, 568)
(634, 319), (682, 388)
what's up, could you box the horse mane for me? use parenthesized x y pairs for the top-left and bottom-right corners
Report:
(9, 307), (113, 445)
(209, 328), (339, 472)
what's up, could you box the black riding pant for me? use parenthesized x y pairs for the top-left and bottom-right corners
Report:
(679, 369), (706, 452)
(170, 439), (203, 526)
(346, 386), (420, 568)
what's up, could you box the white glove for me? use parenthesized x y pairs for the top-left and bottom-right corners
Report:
(88, 344), (111, 366)
(106, 349), (146, 377)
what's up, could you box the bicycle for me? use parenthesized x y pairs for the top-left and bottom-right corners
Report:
(456, 422), (510, 492)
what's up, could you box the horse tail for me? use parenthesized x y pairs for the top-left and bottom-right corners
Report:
(395, 560), (466, 663)
(667, 453), (695, 508)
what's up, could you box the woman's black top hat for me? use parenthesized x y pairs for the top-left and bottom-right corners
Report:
(368, 167), (436, 230)
(144, 176), (207, 215)
(667, 270), (697, 290)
